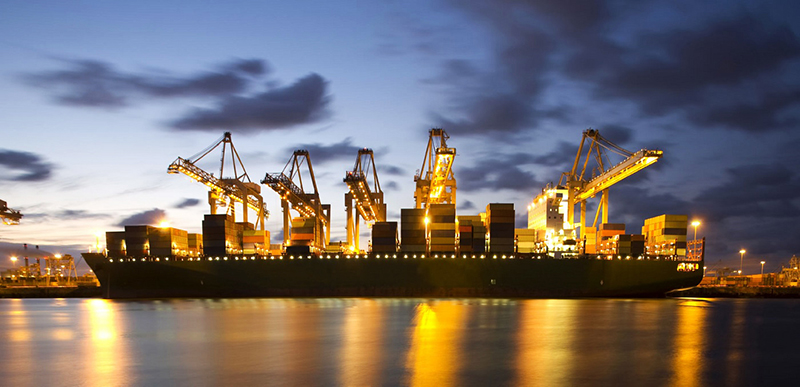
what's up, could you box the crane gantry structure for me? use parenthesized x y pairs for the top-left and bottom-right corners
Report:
(559, 128), (662, 238)
(344, 148), (386, 252)
(1, 199), (22, 225)
(414, 128), (456, 209)
(168, 132), (268, 229)
(262, 150), (331, 251)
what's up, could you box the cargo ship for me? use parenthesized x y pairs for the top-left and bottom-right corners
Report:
(82, 129), (703, 298)
(83, 251), (703, 299)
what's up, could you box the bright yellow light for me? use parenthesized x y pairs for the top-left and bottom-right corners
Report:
(424, 217), (430, 224)
(739, 249), (746, 254)
(10, 256), (17, 262)
(691, 220), (701, 227)
(54, 254), (62, 259)
(159, 220), (170, 228)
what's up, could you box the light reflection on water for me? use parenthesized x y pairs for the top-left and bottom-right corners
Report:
(1, 298), (799, 386)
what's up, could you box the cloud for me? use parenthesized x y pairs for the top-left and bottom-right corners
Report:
(0, 149), (54, 181)
(285, 138), (361, 165)
(23, 58), (269, 108)
(383, 181), (400, 191)
(378, 164), (405, 176)
(170, 73), (330, 132)
(115, 208), (167, 227)
(175, 198), (201, 209)
(459, 200), (476, 211)
(456, 153), (543, 192)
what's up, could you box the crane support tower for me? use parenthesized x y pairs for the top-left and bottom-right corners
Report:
(344, 148), (386, 252)
(414, 128), (456, 209)
(559, 128), (662, 238)
(168, 132), (268, 229)
(1, 199), (23, 225)
(262, 150), (331, 251)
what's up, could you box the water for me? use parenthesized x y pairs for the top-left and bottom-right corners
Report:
(1, 298), (799, 387)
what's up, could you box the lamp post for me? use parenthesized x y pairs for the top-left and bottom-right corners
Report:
(739, 249), (746, 275)
(761, 261), (765, 277)
(10, 256), (17, 267)
(691, 220), (701, 241)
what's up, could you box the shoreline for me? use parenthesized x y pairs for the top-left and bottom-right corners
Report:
(668, 286), (800, 298)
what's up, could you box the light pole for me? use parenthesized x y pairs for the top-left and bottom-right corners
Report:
(739, 249), (746, 275)
(761, 261), (765, 277)
(691, 220), (701, 241)
(10, 256), (17, 267)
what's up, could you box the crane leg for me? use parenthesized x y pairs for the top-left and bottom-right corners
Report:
(346, 194), (354, 251)
(580, 201), (586, 238)
(282, 200), (290, 246)
(601, 189), (609, 224)
(355, 213), (360, 253)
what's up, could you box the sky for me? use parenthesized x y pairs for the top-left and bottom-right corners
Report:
(1, 0), (799, 274)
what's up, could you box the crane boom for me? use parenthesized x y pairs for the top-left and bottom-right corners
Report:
(262, 150), (330, 250)
(414, 128), (456, 209)
(559, 128), (662, 236)
(344, 148), (386, 251)
(168, 132), (268, 229)
(1, 199), (22, 225)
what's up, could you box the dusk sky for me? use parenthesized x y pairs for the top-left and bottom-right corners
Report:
(1, 0), (799, 274)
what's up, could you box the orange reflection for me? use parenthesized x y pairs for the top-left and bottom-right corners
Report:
(341, 299), (385, 386)
(405, 301), (467, 387)
(514, 300), (576, 386)
(85, 299), (129, 387)
(4, 299), (33, 387)
(671, 300), (709, 387)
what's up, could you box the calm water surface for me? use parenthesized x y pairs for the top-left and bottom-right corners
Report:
(1, 297), (799, 386)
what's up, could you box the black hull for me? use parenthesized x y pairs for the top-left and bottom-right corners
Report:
(83, 253), (703, 299)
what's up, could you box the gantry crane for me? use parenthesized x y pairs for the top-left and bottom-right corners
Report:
(1, 199), (22, 225)
(344, 148), (386, 252)
(559, 128), (662, 238)
(168, 132), (268, 229)
(414, 128), (456, 209)
(262, 150), (331, 250)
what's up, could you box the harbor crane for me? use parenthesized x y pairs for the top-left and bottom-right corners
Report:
(1, 199), (22, 225)
(262, 150), (331, 250)
(168, 132), (268, 229)
(559, 128), (662, 238)
(414, 128), (456, 209)
(344, 148), (386, 252)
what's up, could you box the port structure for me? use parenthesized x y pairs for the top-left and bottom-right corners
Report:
(168, 132), (268, 229)
(262, 150), (331, 250)
(414, 128), (456, 209)
(559, 128), (662, 238)
(344, 148), (386, 252)
(1, 199), (22, 225)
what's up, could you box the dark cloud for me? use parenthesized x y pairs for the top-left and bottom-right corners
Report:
(55, 210), (110, 220)
(287, 138), (361, 165)
(598, 125), (634, 146)
(170, 73), (330, 132)
(115, 208), (167, 227)
(175, 198), (201, 209)
(24, 58), (269, 108)
(378, 164), (405, 176)
(0, 149), (54, 181)
(457, 153), (543, 192)
(459, 200), (476, 211)
(383, 181), (400, 191)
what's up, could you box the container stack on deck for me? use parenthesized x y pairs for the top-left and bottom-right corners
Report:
(150, 227), (189, 257)
(598, 234), (645, 256)
(457, 215), (486, 254)
(124, 225), (156, 257)
(241, 221), (269, 255)
(642, 214), (688, 256)
(400, 208), (426, 253)
(486, 203), (515, 253)
(515, 228), (536, 254)
(202, 214), (242, 256)
(187, 233), (203, 256)
(428, 204), (456, 254)
(105, 231), (127, 258)
(372, 221), (398, 253)
(583, 226), (597, 254)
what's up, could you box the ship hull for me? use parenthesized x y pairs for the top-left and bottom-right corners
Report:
(83, 253), (702, 299)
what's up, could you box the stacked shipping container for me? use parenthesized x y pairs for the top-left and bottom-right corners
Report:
(515, 228), (536, 253)
(372, 221), (398, 253)
(400, 208), (426, 252)
(457, 215), (485, 254)
(486, 203), (515, 253)
(642, 214), (688, 256)
(428, 204), (456, 253)
(202, 214), (242, 256)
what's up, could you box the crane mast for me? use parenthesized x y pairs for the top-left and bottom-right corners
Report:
(559, 129), (662, 238)
(262, 150), (331, 251)
(1, 199), (22, 225)
(344, 148), (386, 252)
(414, 128), (456, 209)
(168, 132), (268, 229)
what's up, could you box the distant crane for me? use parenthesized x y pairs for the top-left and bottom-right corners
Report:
(262, 150), (331, 251)
(344, 148), (386, 252)
(168, 132), (268, 229)
(1, 199), (22, 225)
(559, 128), (662, 238)
(414, 128), (456, 209)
